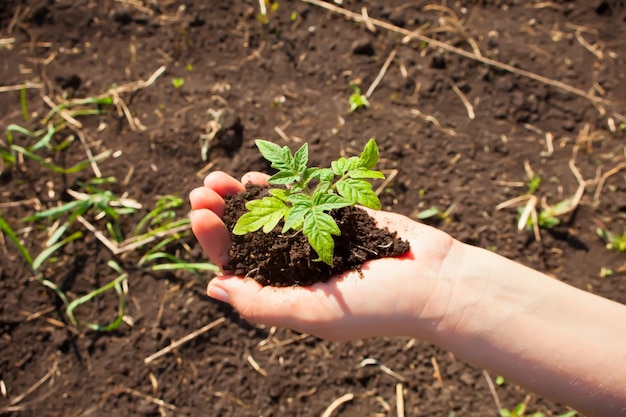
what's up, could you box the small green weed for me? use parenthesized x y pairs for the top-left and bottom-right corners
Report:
(500, 402), (576, 417)
(596, 227), (626, 252)
(348, 82), (370, 112)
(172, 77), (185, 88)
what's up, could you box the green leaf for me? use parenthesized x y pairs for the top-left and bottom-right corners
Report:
(268, 188), (289, 201)
(282, 203), (311, 232)
(255, 140), (290, 168)
(336, 178), (381, 209)
(232, 197), (288, 234)
(349, 167), (385, 179)
(417, 207), (441, 220)
(303, 208), (340, 266)
(269, 170), (300, 185)
(358, 138), (379, 169)
(293, 143), (309, 176)
(0, 213), (33, 266)
(331, 157), (360, 176)
(312, 168), (334, 182)
(312, 191), (351, 211)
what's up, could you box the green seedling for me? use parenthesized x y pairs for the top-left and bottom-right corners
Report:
(3, 95), (113, 175)
(596, 227), (626, 252)
(233, 138), (384, 266)
(348, 82), (370, 112)
(134, 195), (219, 275)
(24, 177), (139, 245)
(497, 161), (583, 241)
(500, 403), (576, 417)
(66, 260), (128, 331)
(416, 204), (456, 224)
(20, 84), (29, 122)
(257, 0), (279, 24)
(171, 77), (185, 88)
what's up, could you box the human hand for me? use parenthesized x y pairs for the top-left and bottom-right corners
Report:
(189, 171), (462, 342)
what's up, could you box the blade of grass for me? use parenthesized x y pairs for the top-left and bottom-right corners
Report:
(20, 85), (29, 122)
(33, 231), (83, 272)
(66, 265), (128, 331)
(0, 213), (33, 266)
(11, 145), (111, 174)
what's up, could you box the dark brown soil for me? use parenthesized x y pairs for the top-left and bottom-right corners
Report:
(1, 1), (625, 416)
(223, 184), (410, 286)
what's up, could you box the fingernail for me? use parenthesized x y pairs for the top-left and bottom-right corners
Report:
(207, 285), (230, 303)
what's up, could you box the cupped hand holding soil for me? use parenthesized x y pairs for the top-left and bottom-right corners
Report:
(189, 170), (455, 342)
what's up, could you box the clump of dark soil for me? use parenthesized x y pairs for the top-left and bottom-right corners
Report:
(223, 184), (410, 286)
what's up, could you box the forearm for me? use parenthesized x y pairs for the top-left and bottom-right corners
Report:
(421, 241), (626, 416)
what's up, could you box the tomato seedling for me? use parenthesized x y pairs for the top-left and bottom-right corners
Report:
(233, 138), (384, 266)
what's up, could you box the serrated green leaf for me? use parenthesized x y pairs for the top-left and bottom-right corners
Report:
(358, 138), (379, 169)
(268, 188), (289, 201)
(286, 193), (312, 205)
(293, 143), (309, 176)
(282, 203), (311, 232)
(233, 197), (288, 234)
(312, 191), (351, 211)
(302, 167), (318, 184)
(313, 168), (334, 182)
(349, 168), (385, 179)
(303, 209), (340, 266)
(336, 178), (381, 209)
(331, 157), (360, 176)
(255, 140), (285, 166)
(269, 170), (299, 185)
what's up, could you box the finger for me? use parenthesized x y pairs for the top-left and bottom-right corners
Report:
(189, 186), (226, 217)
(190, 209), (231, 268)
(241, 171), (270, 185)
(203, 171), (245, 197)
(207, 275), (346, 330)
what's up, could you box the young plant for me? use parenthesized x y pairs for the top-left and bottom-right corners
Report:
(596, 227), (626, 252)
(348, 82), (370, 112)
(233, 138), (384, 266)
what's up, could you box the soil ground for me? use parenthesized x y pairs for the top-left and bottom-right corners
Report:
(1, 1), (625, 416)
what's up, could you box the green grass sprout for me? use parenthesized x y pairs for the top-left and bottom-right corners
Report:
(172, 77), (185, 88)
(66, 260), (128, 331)
(20, 84), (29, 122)
(596, 227), (626, 252)
(348, 82), (370, 112)
(233, 138), (384, 266)
(500, 402), (576, 417)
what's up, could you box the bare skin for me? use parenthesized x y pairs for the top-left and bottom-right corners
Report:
(189, 171), (626, 417)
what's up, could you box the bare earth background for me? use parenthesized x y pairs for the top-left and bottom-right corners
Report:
(1, 1), (625, 416)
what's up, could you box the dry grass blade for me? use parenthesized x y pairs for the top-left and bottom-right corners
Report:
(0, 81), (43, 93)
(144, 317), (225, 364)
(9, 360), (58, 406)
(302, 0), (615, 108)
(365, 48), (397, 98)
(257, 333), (310, 351)
(431, 356), (444, 388)
(246, 354), (268, 377)
(451, 82), (475, 120)
(320, 393), (354, 417)
(482, 370), (502, 412)
(575, 29), (604, 60)
(117, 387), (177, 411)
(396, 383), (405, 417)
(593, 162), (626, 202)
(410, 109), (457, 136)
(357, 358), (406, 382)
